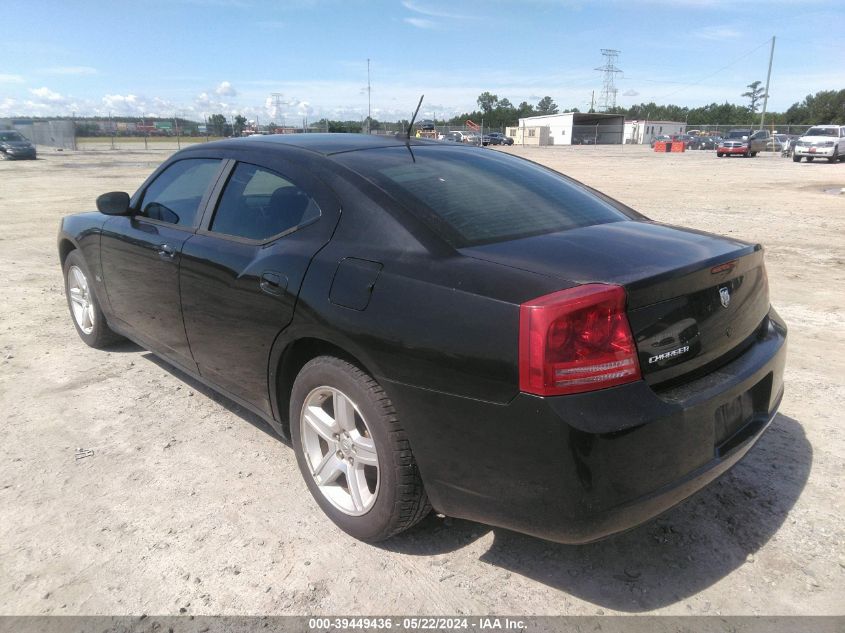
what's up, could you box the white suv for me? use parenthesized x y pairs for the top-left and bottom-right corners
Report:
(793, 125), (845, 163)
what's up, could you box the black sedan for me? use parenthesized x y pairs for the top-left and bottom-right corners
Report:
(58, 134), (787, 543)
(0, 130), (37, 159)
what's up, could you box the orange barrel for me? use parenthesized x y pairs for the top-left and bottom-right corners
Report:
(671, 141), (686, 152)
(654, 141), (667, 152)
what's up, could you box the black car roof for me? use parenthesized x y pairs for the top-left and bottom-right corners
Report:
(198, 133), (442, 156)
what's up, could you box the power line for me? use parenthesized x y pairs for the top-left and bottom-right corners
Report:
(653, 38), (773, 102)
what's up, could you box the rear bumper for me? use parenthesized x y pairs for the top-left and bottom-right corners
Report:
(386, 308), (787, 543)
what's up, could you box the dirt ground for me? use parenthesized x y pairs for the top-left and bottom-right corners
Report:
(1, 142), (843, 616)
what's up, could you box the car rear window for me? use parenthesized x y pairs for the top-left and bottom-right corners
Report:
(333, 146), (629, 246)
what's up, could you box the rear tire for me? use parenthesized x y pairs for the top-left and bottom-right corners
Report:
(63, 250), (123, 349)
(716, 152), (723, 157)
(290, 356), (430, 542)
(807, 157), (814, 162)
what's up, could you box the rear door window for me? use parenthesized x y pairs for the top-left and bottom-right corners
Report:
(209, 162), (321, 241)
(140, 158), (222, 227)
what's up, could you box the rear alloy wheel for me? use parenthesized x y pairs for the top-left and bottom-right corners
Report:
(63, 250), (123, 348)
(290, 356), (430, 541)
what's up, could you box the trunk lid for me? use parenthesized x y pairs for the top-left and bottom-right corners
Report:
(461, 220), (770, 387)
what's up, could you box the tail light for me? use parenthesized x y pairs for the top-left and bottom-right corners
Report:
(519, 284), (641, 396)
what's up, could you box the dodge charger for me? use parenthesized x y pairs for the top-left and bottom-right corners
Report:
(57, 134), (787, 543)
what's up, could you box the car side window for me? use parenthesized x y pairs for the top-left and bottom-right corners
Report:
(140, 158), (221, 227)
(210, 162), (321, 241)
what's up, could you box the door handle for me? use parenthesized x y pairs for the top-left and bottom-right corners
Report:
(157, 244), (176, 261)
(259, 271), (287, 296)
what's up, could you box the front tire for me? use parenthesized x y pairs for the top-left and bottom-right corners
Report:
(793, 154), (801, 162)
(829, 149), (839, 163)
(290, 356), (430, 541)
(63, 250), (123, 348)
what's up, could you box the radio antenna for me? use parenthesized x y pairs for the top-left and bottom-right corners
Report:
(407, 94), (424, 140)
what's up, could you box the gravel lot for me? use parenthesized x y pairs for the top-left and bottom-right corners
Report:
(1, 143), (843, 616)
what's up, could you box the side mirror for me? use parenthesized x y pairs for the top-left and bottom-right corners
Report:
(96, 191), (131, 216)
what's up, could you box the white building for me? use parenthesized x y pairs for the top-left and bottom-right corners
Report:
(624, 120), (686, 145)
(508, 112), (625, 146)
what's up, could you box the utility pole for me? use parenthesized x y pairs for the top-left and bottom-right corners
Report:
(759, 36), (776, 131)
(367, 58), (372, 135)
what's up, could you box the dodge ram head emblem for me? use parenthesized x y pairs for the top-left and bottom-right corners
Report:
(719, 287), (731, 308)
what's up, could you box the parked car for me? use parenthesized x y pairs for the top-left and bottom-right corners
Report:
(674, 134), (696, 148)
(58, 134), (787, 544)
(0, 130), (37, 160)
(464, 132), (482, 146)
(486, 132), (514, 146)
(792, 125), (845, 163)
(716, 129), (770, 157)
(443, 131), (472, 143)
(690, 136), (718, 150)
(649, 134), (672, 148)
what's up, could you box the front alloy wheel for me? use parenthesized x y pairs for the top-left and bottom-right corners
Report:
(63, 250), (123, 348)
(68, 265), (95, 335)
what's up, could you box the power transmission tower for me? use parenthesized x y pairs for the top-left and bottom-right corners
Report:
(270, 93), (285, 128)
(595, 49), (622, 112)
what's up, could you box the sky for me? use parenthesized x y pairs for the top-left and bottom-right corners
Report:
(1, 0), (842, 123)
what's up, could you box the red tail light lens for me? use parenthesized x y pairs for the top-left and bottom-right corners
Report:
(519, 284), (641, 396)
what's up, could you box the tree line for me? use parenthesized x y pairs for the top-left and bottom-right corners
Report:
(449, 87), (844, 130)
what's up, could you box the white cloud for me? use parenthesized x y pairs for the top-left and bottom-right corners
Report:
(404, 17), (436, 28)
(623, 89), (639, 96)
(0, 74), (25, 84)
(44, 66), (98, 75)
(695, 26), (742, 40)
(401, 0), (469, 19)
(30, 87), (66, 102)
(0, 98), (18, 116)
(215, 81), (237, 97)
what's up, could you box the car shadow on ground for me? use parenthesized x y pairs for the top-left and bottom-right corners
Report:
(381, 413), (811, 612)
(141, 352), (289, 446)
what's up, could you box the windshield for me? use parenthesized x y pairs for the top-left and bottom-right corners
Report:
(805, 127), (838, 137)
(0, 131), (26, 142)
(727, 130), (749, 139)
(334, 145), (629, 247)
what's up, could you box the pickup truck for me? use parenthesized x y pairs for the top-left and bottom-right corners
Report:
(716, 129), (770, 157)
